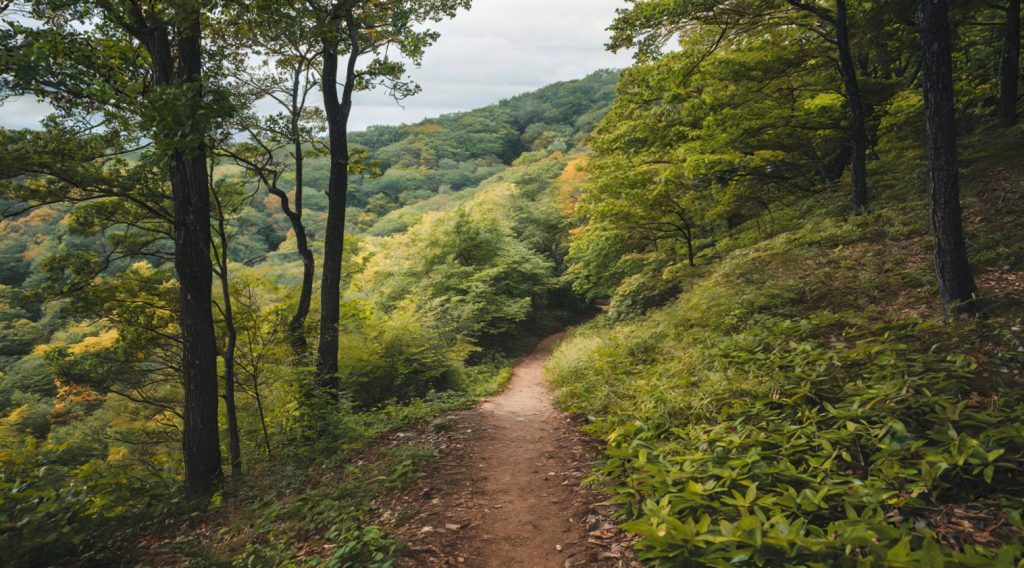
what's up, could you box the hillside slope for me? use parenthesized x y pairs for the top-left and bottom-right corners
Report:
(546, 129), (1024, 566)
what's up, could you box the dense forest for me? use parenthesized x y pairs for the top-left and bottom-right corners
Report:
(1, 0), (1024, 566)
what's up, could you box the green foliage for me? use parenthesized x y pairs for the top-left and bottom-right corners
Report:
(322, 525), (396, 568)
(338, 307), (462, 408)
(553, 312), (1024, 566)
(4, 0), (1018, 562)
(165, 394), (477, 567)
(0, 55), (604, 562)
(0, 0), (613, 563)
(358, 191), (557, 346)
(570, 0), (1013, 319)
(346, 70), (618, 227)
(1, 397), (184, 567)
(567, 32), (857, 308)
(551, 148), (1024, 565)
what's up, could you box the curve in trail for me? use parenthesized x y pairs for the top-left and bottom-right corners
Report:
(381, 332), (637, 567)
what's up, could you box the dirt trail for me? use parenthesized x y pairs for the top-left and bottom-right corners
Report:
(377, 332), (637, 567)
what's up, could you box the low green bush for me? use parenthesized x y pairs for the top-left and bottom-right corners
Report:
(339, 317), (462, 408)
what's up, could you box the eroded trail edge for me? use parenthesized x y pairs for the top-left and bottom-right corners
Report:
(375, 333), (638, 567)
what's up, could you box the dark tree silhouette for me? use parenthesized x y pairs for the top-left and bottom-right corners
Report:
(918, 0), (977, 305)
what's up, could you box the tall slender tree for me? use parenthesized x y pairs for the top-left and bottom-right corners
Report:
(220, 3), (325, 354)
(316, 4), (358, 389)
(104, 1), (224, 495)
(918, 0), (977, 304)
(209, 169), (252, 479)
(1, 1), (226, 495)
(779, 0), (871, 209)
(310, 0), (470, 389)
(817, 0), (869, 210)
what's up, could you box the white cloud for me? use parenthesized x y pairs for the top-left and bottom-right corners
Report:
(0, 0), (632, 131)
(0, 96), (51, 129)
(348, 0), (632, 129)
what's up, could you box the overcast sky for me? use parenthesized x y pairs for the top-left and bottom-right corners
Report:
(0, 0), (633, 131)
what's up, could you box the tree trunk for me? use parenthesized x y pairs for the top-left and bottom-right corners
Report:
(213, 189), (242, 479)
(835, 0), (869, 210)
(264, 153), (314, 355)
(222, 333), (242, 478)
(289, 143), (315, 354)
(151, 12), (223, 496)
(287, 66), (315, 355)
(95, 1), (222, 496)
(676, 211), (696, 267)
(918, 0), (978, 305)
(253, 374), (273, 458)
(1000, 0), (1021, 126)
(316, 18), (359, 390)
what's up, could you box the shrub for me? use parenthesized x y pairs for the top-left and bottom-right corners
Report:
(339, 313), (462, 408)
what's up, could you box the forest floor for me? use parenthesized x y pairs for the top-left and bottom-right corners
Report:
(373, 332), (640, 567)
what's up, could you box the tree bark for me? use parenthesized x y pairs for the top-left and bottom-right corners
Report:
(172, 13), (223, 497)
(289, 202), (316, 354)
(835, 0), (869, 210)
(221, 302), (242, 479)
(265, 138), (315, 355)
(252, 375), (273, 458)
(134, 10), (226, 495)
(260, 149), (314, 355)
(999, 0), (1021, 126)
(316, 14), (359, 390)
(213, 187), (242, 479)
(288, 68), (315, 353)
(918, 0), (977, 305)
(99, 0), (223, 497)
(684, 229), (695, 267)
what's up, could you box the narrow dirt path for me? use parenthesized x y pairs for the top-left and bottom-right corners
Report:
(376, 332), (638, 567)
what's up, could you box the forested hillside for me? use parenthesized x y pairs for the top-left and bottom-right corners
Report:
(545, 0), (1024, 566)
(3, 0), (1024, 566)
